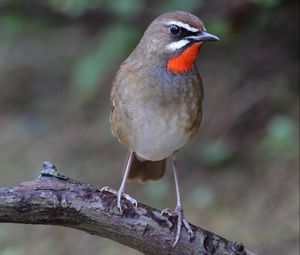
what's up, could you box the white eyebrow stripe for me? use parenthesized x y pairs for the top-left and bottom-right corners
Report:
(166, 20), (199, 33)
(167, 39), (190, 51)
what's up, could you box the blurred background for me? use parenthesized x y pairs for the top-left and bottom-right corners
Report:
(0, 0), (299, 254)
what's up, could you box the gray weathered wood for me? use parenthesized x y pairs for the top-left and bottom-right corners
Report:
(0, 162), (255, 255)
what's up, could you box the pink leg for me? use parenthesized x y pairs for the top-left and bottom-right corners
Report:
(117, 151), (135, 211)
(171, 152), (194, 246)
(101, 151), (137, 214)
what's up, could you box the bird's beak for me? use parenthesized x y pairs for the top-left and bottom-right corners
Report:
(187, 31), (220, 42)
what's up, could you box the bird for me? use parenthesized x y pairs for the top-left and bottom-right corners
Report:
(103, 11), (219, 246)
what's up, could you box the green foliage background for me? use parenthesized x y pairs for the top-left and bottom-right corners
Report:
(0, 0), (299, 254)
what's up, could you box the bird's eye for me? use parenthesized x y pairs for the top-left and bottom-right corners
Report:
(169, 25), (180, 35)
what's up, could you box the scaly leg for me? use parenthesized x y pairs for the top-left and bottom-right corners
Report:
(101, 151), (137, 213)
(162, 152), (194, 246)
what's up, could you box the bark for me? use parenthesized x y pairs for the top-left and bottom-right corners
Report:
(0, 162), (255, 255)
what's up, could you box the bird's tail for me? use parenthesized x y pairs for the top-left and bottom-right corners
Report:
(127, 152), (167, 182)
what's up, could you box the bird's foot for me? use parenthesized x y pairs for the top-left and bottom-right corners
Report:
(161, 206), (194, 247)
(101, 186), (138, 214)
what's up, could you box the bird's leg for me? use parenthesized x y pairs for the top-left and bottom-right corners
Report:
(162, 152), (194, 247)
(116, 151), (137, 211)
(172, 152), (194, 246)
(101, 151), (137, 213)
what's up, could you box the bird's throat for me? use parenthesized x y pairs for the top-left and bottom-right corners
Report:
(167, 42), (202, 73)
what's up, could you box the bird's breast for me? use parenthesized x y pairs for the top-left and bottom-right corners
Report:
(132, 99), (199, 160)
(111, 64), (203, 161)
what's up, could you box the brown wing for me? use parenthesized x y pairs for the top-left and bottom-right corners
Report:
(109, 60), (128, 124)
(184, 68), (204, 139)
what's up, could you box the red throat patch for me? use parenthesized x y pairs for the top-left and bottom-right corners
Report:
(167, 42), (202, 73)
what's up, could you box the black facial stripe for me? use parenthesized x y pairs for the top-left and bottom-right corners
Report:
(180, 27), (198, 38)
(168, 25), (199, 40)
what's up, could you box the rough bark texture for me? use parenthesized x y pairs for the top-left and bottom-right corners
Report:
(0, 162), (255, 255)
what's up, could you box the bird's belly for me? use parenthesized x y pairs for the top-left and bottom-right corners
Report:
(132, 107), (192, 161)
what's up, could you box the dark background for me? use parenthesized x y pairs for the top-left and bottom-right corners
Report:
(0, 0), (299, 254)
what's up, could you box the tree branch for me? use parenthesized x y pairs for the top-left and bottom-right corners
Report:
(0, 162), (255, 255)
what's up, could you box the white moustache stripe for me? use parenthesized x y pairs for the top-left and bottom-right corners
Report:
(166, 21), (199, 33)
(167, 39), (190, 51)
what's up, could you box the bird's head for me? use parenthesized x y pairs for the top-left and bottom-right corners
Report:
(138, 11), (219, 73)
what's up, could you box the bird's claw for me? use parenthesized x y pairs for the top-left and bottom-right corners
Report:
(121, 192), (138, 207)
(161, 208), (173, 217)
(161, 206), (194, 247)
(101, 186), (138, 214)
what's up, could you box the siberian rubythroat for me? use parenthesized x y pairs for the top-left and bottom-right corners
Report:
(106, 11), (219, 246)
